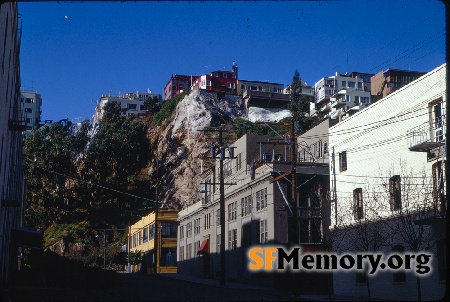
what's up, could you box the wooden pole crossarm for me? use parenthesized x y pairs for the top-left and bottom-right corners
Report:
(270, 170), (293, 183)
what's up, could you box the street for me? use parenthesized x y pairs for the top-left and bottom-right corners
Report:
(1, 273), (298, 302)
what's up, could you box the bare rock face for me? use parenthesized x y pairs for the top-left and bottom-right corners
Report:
(147, 90), (291, 209)
(148, 90), (247, 209)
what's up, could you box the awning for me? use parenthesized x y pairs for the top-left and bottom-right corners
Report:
(197, 239), (210, 255)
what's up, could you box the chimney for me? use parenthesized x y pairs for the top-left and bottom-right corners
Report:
(232, 61), (238, 79)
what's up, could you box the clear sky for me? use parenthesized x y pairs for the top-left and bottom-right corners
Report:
(18, 0), (446, 123)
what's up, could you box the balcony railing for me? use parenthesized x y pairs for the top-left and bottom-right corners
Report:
(408, 115), (446, 152)
(242, 90), (290, 102)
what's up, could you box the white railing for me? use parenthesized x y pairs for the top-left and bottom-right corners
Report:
(407, 115), (446, 149)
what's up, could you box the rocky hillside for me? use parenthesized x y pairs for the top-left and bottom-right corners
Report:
(146, 89), (290, 208)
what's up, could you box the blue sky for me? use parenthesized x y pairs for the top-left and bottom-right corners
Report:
(18, 1), (446, 122)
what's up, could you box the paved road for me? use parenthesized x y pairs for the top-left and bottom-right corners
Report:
(1, 273), (298, 301)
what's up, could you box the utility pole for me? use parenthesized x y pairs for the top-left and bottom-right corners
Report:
(202, 125), (236, 286)
(290, 122), (298, 244)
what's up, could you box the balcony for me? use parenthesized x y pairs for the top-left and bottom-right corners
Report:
(318, 103), (331, 113)
(408, 115), (446, 152)
(330, 97), (348, 109)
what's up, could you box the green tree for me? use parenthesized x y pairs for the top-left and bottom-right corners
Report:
(24, 119), (91, 229)
(288, 70), (310, 134)
(81, 101), (153, 226)
(144, 95), (161, 115)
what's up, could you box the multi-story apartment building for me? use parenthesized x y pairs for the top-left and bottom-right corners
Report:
(328, 63), (446, 300)
(93, 90), (161, 124)
(20, 90), (42, 129)
(371, 68), (427, 103)
(177, 129), (333, 293)
(190, 61), (238, 94)
(128, 210), (178, 273)
(0, 2), (29, 287)
(163, 74), (193, 101)
(314, 72), (372, 121)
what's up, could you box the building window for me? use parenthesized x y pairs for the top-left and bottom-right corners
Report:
(26, 118), (33, 124)
(353, 188), (364, 220)
(194, 218), (201, 235)
(138, 231), (142, 245)
(432, 161), (447, 212)
(161, 222), (177, 238)
(179, 225), (184, 240)
(187, 222), (192, 238)
(143, 227), (148, 243)
(260, 220), (268, 244)
(348, 81), (355, 88)
(204, 213), (211, 230)
(186, 243), (191, 259)
(216, 209), (220, 226)
(24, 108), (33, 113)
(179, 246), (184, 261)
(339, 151), (347, 172)
(206, 80), (212, 86)
(389, 175), (402, 211)
(392, 245), (406, 283)
(342, 81), (346, 87)
(241, 224), (252, 248)
(241, 195), (252, 217)
(256, 188), (268, 211)
(132, 234), (137, 248)
(149, 224), (155, 240)
(228, 201), (237, 221)
(236, 153), (242, 171)
(25, 98), (34, 103)
(228, 229), (237, 251)
(128, 103), (137, 110)
(140, 104), (145, 111)
(223, 161), (232, 178)
(223, 73), (228, 78)
(194, 241), (200, 256)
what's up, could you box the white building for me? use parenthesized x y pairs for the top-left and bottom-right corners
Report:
(328, 63), (446, 300)
(20, 90), (42, 129)
(315, 72), (372, 121)
(93, 90), (161, 123)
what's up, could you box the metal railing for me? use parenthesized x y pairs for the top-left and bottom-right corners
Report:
(407, 115), (446, 150)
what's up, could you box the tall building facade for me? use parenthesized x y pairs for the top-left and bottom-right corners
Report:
(328, 64), (446, 300)
(20, 90), (42, 129)
(370, 68), (427, 102)
(314, 72), (373, 121)
(0, 2), (26, 287)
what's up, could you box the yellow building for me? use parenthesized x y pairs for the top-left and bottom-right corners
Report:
(129, 210), (178, 273)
